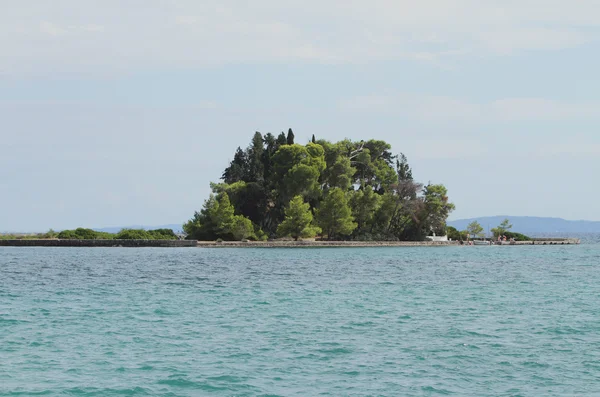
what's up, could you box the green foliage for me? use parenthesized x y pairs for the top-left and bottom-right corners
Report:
(55, 227), (178, 240)
(466, 221), (485, 238)
(491, 218), (513, 237)
(277, 196), (322, 240)
(183, 192), (256, 241)
(189, 131), (455, 241)
(286, 128), (295, 145)
(503, 231), (531, 241)
(230, 215), (256, 241)
(116, 229), (152, 239)
(350, 188), (382, 231)
(317, 188), (357, 239)
(446, 226), (467, 241)
(57, 228), (111, 240)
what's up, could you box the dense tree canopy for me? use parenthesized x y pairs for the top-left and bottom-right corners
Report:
(185, 131), (455, 241)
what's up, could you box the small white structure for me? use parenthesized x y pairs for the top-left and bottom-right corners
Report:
(425, 232), (448, 242)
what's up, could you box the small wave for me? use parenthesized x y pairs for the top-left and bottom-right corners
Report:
(62, 386), (150, 396)
(157, 378), (227, 391)
(420, 385), (452, 394)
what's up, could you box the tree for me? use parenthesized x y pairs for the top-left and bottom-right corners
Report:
(222, 147), (248, 184)
(420, 184), (455, 237)
(230, 215), (256, 241)
(466, 221), (485, 239)
(350, 187), (382, 233)
(317, 188), (357, 240)
(491, 218), (513, 237)
(277, 196), (321, 240)
(188, 131), (456, 242)
(247, 131), (265, 182)
(286, 128), (295, 145)
(277, 132), (287, 146)
(272, 143), (326, 201)
(446, 226), (467, 241)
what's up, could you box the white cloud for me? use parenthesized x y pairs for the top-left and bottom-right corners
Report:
(410, 139), (489, 159)
(0, 0), (599, 74)
(535, 143), (600, 156)
(339, 95), (600, 122)
(39, 21), (66, 36)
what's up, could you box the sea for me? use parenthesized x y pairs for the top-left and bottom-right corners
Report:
(2, 235), (600, 396)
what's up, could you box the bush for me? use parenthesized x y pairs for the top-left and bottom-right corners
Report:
(58, 230), (78, 239)
(503, 231), (531, 241)
(147, 228), (177, 240)
(57, 228), (110, 240)
(115, 229), (152, 240)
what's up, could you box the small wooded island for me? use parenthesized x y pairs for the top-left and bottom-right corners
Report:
(0, 130), (580, 247)
(183, 130), (455, 242)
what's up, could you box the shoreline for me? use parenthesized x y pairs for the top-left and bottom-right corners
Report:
(0, 238), (580, 247)
(197, 238), (580, 248)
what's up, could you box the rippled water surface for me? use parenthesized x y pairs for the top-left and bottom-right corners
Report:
(2, 245), (600, 396)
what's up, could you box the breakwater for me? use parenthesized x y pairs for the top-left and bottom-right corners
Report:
(0, 238), (580, 248)
(198, 238), (580, 248)
(0, 239), (198, 247)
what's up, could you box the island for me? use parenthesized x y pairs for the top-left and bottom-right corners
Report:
(183, 130), (455, 242)
(0, 130), (581, 247)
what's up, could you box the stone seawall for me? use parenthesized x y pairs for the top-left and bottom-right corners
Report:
(197, 239), (580, 248)
(197, 241), (461, 248)
(0, 239), (198, 247)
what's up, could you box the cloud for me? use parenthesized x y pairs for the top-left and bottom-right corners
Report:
(410, 139), (489, 159)
(1, 0), (599, 74)
(39, 21), (105, 36)
(535, 143), (600, 156)
(338, 95), (600, 122)
(39, 21), (66, 36)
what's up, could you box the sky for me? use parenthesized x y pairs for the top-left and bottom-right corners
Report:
(1, 0), (600, 231)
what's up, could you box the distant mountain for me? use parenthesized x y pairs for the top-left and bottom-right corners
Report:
(448, 216), (600, 234)
(94, 224), (184, 234)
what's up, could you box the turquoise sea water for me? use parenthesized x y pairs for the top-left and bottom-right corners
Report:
(2, 244), (600, 396)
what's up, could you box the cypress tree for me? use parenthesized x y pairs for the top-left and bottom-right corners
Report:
(287, 128), (295, 145)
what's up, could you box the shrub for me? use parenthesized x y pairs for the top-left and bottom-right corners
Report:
(115, 229), (152, 240)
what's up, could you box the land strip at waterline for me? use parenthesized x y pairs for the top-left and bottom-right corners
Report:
(0, 238), (580, 247)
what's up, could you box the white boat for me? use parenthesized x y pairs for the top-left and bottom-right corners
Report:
(473, 240), (491, 245)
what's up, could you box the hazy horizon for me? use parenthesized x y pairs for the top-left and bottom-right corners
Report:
(2, 1), (600, 230)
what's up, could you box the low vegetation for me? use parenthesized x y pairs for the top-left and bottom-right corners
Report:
(452, 218), (531, 241)
(1, 228), (178, 240)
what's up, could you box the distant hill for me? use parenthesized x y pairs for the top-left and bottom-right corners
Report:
(448, 216), (600, 234)
(94, 224), (184, 234)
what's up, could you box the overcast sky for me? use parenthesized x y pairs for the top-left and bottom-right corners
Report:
(2, 0), (600, 231)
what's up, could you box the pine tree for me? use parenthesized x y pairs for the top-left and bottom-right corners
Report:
(317, 188), (357, 240)
(277, 196), (321, 240)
